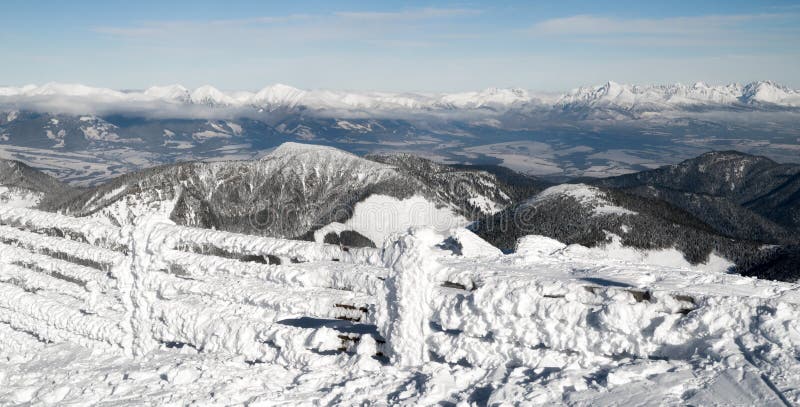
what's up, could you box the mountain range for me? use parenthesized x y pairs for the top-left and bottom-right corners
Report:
(40, 143), (525, 245)
(1, 80), (799, 187)
(1, 142), (798, 282)
(3, 80), (799, 111)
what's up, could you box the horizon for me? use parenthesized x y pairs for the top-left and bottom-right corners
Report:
(2, 0), (799, 92)
(0, 78), (795, 94)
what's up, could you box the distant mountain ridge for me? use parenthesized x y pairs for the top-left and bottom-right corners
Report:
(0, 159), (73, 195)
(2, 145), (799, 281)
(471, 182), (800, 281)
(41, 143), (523, 242)
(595, 151), (800, 232)
(0, 158), (76, 207)
(2, 80), (798, 112)
(2, 80), (799, 186)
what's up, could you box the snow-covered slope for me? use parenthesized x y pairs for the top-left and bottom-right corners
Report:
(0, 159), (75, 208)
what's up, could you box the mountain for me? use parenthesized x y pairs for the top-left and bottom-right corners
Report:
(471, 182), (800, 281)
(2, 80), (798, 112)
(594, 151), (800, 232)
(44, 143), (522, 246)
(366, 153), (547, 215)
(17, 145), (800, 281)
(0, 159), (76, 207)
(557, 80), (800, 111)
(741, 80), (800, 105)
(1, 80), (799, 185)
(598, 185), (798, 244)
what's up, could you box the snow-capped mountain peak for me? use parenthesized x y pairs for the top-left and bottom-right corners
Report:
(264, 142), (392, 176)
(13, 82), (124, 99)
(189, 85), (236, 106)
(252, 83), (307, 108)
(144, 84), (191, 102)
(438, 87), (533, 108)
(268, 141), (361, 159)
(741, 80), (800, 105)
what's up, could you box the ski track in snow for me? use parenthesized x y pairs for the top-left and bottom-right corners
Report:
(0, 206), (799, 405)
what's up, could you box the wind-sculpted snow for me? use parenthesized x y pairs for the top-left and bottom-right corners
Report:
(158, 223), (382, 264)
(162, 250), (388, 296)
(0, 205), (123, 248)
(2, 205), (800, 404)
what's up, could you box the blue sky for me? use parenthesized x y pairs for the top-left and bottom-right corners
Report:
(1, 0), (799, 91)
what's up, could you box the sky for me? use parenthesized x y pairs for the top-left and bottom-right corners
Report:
(1, 0), (799, 92)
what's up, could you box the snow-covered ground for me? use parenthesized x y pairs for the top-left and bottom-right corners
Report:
(1, 205), (800, 405)
(0, 186), (42, 208)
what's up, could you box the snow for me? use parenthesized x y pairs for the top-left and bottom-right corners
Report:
(518, 233), (735, 273)
(438, 87), (531, 109)
(86, 186), (180, 227)
(0, 186), (41, 208)
(531, 183), (638, 216)
(79, 118), (122, 142)
(312, 221), (349, 243)
(45, 129), (66, 148)
(143, 84), (190, 102)
(224, 121), (242, 135)
(468, 194), (505, 214)
(559, 80), (800, 109)
(335, 120), (372, 132)
(251, 83), (307, 108)
(342, 194), (469, 246)
(191, 130), (230, 140)
(189, 85), (237, 106)
(2, 80), (797, 117)
(2, 205), (800, 404)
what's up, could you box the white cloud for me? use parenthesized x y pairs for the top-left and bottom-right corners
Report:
(529, 13), (790, 36)
(333, 8), (481, 21)
(93, 8), (480, 39)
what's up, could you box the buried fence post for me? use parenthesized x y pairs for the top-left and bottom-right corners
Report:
(114, 216), (173, 356)
(380, 227), (445, 366)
